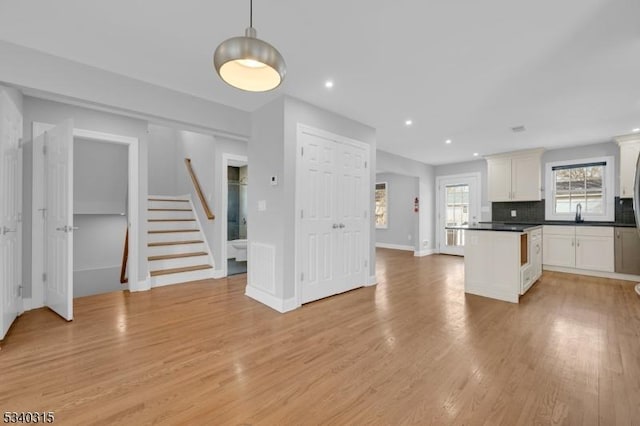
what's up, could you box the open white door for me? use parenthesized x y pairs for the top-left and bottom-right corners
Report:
(0, 90), (23, 339)
(44, 120), (74, 321)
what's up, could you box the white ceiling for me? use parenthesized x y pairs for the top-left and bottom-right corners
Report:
(1, 0), (639, 165)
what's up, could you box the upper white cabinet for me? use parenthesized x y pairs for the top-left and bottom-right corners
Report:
(486, 149), (544, 202)
(616, 134), (640, 199)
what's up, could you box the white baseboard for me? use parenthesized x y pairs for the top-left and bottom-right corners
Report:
(364, 275), (377, 286)
(130, 278), (151, 292)
(414, 249), (436, 257)
(375, 242), (414, 251)
(245, 285), (299, 313)
(212, 269), (226, 279)
(543, 265), (640, 282)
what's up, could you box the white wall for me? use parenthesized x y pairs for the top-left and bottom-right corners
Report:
(21, 96), (149, 297)
(249, 96), (376, 304)
(148, 125), (178, 195)
(73, 215), (127, 298)
(376, 150), (435, 254)
(375, 173), (419, 249)
(434, 159), (490, 221)
(0, 40), (250, 139)
(74, 139), (128, 214)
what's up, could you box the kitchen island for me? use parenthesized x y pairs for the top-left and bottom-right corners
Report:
(447, 224), (542, 303)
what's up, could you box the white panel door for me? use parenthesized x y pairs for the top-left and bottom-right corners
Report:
(0, 90), (23, 339)
(299, 132), (338, 304)
(334, 143), (367, 293)
(44, 120), (74, 321)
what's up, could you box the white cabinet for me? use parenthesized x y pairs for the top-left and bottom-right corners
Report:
(521, 228), (542, 294)
(616, 135), (640, 199)
(575, 227), (614, 272)
(487, 157), (511, 201)
(486, 149), (544, 202)
(543, 226), (614, 272)
(543, 226), (576, 267)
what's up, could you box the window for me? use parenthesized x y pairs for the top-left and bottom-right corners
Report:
(375, 182), (388, 228)
(545, 156), (614, 221)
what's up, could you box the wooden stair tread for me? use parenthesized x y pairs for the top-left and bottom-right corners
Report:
(150, 264), (213, 277)
(148, 198), (189, 202)
(148, 252), (208, 261)
(149, 229), (199, 234)
(148, 208), (192, 211)
(148, 219), (196, 222)
(148, 240), (204, 247)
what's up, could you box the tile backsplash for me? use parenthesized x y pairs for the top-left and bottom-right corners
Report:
(491, 197), (636, 225)
(492, 200), (545, 222)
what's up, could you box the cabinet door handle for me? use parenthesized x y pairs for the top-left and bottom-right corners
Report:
(576, 239), (580, 247)
(571, 239), (574, 247)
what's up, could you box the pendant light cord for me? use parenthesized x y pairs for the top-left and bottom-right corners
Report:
(250, 0), (253, 28)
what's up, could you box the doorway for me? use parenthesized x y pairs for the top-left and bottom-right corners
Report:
(436, 173), (481, 256)
(32, 122), (139, 320)
(221, 154), (248, 277)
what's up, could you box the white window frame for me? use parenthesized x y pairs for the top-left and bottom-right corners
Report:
(544, 156), (615, 222)
(375, 181), (388, 229)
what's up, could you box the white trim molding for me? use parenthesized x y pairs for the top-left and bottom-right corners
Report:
(245, 286), (299, 313)
(414, 249), (436, 257)
(365, 275), (378, 286)
(375, 242), (414, 251)
(543, 265), (640, 282)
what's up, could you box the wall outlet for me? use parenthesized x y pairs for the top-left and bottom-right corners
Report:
(258, 200), (267, 211)
(511, 210), (517, 217)
(423, 240), (429, 247)
(270, 175), (278, 186)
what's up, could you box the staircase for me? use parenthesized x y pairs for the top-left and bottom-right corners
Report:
(147, 196), (215, 287)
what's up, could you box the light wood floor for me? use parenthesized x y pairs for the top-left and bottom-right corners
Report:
(2, 249), (639, 425)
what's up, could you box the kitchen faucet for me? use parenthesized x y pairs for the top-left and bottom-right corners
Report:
(575, 203), (583, 223)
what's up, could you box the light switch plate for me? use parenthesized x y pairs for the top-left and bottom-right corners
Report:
(258, 200), (267, 211)
(511, 210), (517, 217)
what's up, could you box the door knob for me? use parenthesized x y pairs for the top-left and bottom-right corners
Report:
(332, 224), (339, 229)
(56, 225), (79, 233)
(339, 224), (345, 229)
(1, 226), (16, 235)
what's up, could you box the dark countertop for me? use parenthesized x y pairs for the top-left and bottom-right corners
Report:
(481, 221), (636, 228)
(446, 223), (542, 233)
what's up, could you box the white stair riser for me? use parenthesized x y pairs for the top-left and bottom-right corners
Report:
(148, 242), (206, 257)
(151, 268), (214, 287)
(147, 221), (198, 231)
(148, 231), (202, 243)
(148, 210), (194, 220)
(148, 200), (191, 210)
(149, 255), (210, 270)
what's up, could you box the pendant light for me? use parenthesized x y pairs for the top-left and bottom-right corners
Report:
(213, 0), (286, 92)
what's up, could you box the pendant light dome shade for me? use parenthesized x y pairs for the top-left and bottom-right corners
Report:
(214, 24), (286, 92)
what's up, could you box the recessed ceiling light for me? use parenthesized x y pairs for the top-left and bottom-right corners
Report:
(325, 80), (334, 89)
(633, 128), (640, 133)
(445, 139), (452, 144)
(473, 153), (479, 157)
(405, 119), (413, 126)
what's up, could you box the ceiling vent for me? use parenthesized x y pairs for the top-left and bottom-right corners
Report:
(511, 125), (526, 133)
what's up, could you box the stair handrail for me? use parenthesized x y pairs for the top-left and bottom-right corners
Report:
(184, 158), (215, 220)
(120, 228), (128, 284)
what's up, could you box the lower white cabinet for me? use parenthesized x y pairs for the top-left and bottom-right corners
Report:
(543, 226), (614, 272)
